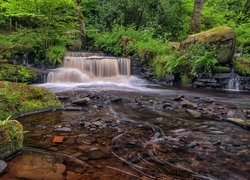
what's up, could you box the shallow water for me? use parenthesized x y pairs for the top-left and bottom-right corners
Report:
(2, 77), (250, 180)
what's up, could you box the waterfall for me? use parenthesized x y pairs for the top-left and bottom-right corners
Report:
(227, 72), (240, 90)
(47, 52), (131, 83)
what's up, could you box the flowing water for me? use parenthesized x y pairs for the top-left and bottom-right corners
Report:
(2, 53), (250, 180)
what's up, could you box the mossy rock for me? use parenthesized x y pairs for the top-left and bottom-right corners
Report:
(0, 82), (61, 119)
(0, 120), (23, 159)
(0, 63), (38, 83)
(213, 66), (231, 73)
(233, 56), (250, 76)
(181, 26), (236, 64)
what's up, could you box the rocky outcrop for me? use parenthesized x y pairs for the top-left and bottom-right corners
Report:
(181, 26), (236, 64)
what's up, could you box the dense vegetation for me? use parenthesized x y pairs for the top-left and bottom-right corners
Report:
(0, 0), (249, 79)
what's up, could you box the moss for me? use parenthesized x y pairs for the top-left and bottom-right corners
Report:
(214, 66), (231, 73)
(0, 82), (61, 119)
(188, 26), (235, 44)
(0, 120), (23, 159)
(0, 63), (38, 83)
(233, 56), (250, 76)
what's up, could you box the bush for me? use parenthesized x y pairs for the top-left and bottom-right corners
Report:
(89, 26), (171, 59)
(166, 43), (218, 77)
(46, 45), (66, 65)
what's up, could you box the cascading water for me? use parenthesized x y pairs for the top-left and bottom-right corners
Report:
(47, 52), (131, 83)
(227, 72), (240, 91)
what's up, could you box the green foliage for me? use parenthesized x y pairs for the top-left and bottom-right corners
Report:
(83, 0), (189, 40)
(0, 115), (12, 125)
(152, 53), (179, 77)
(0, 63), (38, 83)
(165, 43), (219, 77)
(46, 45), (66, 65)
(0, 81), (61, 120)
(233, 55), (250, 76)
(0, 0), (77, 65)
(89, 26), (171, 59)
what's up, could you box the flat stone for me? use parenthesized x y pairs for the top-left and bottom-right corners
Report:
(186, 109), (202, 118)
(72, 97), (91, 106)
(54, 127), (72, 132)
(0, 160), (7, 175)
(13, 153), (66, 180)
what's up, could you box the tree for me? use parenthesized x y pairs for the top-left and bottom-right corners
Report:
(189, 0), (204, 33)
(75, 0), (87, 49)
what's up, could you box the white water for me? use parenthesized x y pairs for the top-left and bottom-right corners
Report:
(227, 73), (240, 91)
(47, 52), (131, 84)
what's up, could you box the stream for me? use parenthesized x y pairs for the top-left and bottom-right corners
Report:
(2, 76), (250, 180)
(1, 52), (250, 180)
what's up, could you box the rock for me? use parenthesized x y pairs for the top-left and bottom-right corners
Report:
(54, 127), (72, 132)
(181, 26), (236, 64)
(63, 107), (82, 111)
(181, 99), (198, 109)
(174, 95), (184, 101)
(186, 109), (202, 118)
(163, 103), (172, 109)
(227, 118), (250, 130)
(111, 98), (123, 103)
(14, 153), (66, 180)
(71, 97), (91, 106)
(0, 160), (7, 175)
(202, 97), (215, 103)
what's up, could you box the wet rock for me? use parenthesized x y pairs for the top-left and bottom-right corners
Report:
(0, 160), (7, 175)
(227, 118), (250, 130)
(14, 153), (66, 180)
(72, 97), (91, 106)
(111, 98), (123, 103)
(202, 97), (215, 103)
(181, 99), (198, 109)
(90, 128), (97, 131)
(63, 107), (83, 111)
(174, 95), (184, 101)
(88, 151), (107, 160)
(186, 109), (202, 118)
(54, 127), (72, 132)
(162, 103), (172, 109)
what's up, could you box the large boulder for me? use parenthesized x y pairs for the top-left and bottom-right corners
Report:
(0, 120), (23, 159)
(181, 26), (236, 64)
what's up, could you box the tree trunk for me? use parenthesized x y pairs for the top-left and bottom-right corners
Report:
(189, 0), (204, 34)
(75, 0), (87, 49)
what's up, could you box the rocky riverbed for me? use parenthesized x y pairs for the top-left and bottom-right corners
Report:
(1, 85), (250, 179)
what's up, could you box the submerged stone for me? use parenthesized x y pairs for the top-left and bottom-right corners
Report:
(0, 160), (7, 175)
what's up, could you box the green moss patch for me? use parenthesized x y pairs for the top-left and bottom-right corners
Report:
(188, 26), (235, 44)
(0, 82), (61, 119)
(0, 63), (38, 83)
(213, 66), (231, 73)
(233, 56), (250, 76)
(0, 120), (23, 159)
